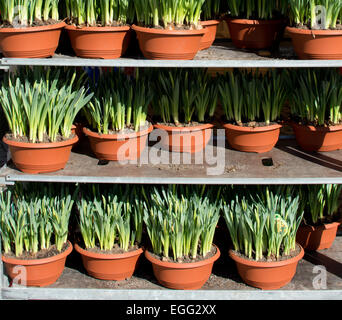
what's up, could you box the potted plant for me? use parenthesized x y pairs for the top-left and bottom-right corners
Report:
(152, 68), (218, 153)
(0, 67), (93, 174)
(223, 187), (304, 290)
(200, 0), (222, 50)
(132, 0), (207, 60)
(224, 0), (286, 49)
(288, 68), (342, 152)
(0, 0), (66, 58)
(75, 184), (144, 281)
(83, 68), (153, 161)
(0, 184), (74, 287)
(143, 185), (221, 290)
(296, 184), (342, 251)
(65, 0), (134, 59)
(218, 69), (287, 153)
(287, 0), (342, 59)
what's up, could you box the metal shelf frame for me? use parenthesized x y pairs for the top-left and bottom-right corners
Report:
(1, 43), (342, 301)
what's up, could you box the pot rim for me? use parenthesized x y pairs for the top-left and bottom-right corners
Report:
(300, 218), (342, 231)
(226, 18), (285, 25)
(65, 24), (130, 32)
(74, 243), (143, 260)
(223, 122), (282, 132)
(229, 244), (304, 268)
(145, 245), (220, 269)
(291, 121), (342, 132)
(3, 135), (79, 149)
(154, 123), (214, 133)
(131, 24), (207, 36)
(2, 241), (73, 266)
(200, 20), (221, 26)
(0, 21), (66, 33)
(83, 124), (153, 140)
(286, 26), (342, 36)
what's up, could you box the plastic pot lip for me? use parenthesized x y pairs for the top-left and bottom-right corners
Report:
(286, 26), (342, 36)
(2, 241), (73, 266)
(0, 21), (66, 33)
(65, 24), (130, 32)
(145, 245), (221, 269)
(290, 121), (342, 132)
(223, 122), (282, 132)
(229, 244), (304, 268)
(300, 218), (342, 231)
(3, 135), (79, 149)
(83, 124), (153, 140)
(74, 243), (143, 260)
(200, 20), (221, 27)
(226, 18), (285, 25)
(154, 123), (214, 133)
(131, 24), (207, 36)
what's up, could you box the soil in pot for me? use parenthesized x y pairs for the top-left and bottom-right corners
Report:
(83, 122), (153, 161)
(75, 244), (143, 281)
(223, 122), (282, 153)
(132, 25), (207, 60)
(296, 218), (342, 251)
(65, 25), (131, 59)
(0, 21), (66, 58)
(145, 245), (221, 290)
(226, 19), (285, 50)
(153, 122), (214, 153)
(229, 244), (304, 290)
(199, 20), (220, 50)
(291, 122), (342, 152)
(286, 26), (342, 60)
(2, 241), (73, 287)
(3, 134), (78, 174)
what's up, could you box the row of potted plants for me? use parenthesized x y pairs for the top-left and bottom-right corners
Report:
(1, 0), (341, 60)
(1, 183), (341, 289)
(1, 67), (341, 174)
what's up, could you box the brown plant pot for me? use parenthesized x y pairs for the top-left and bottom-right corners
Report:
(153, 123), (214, 153)
(225, 19), (284, 49)
(296, 220), (342, 251)
(286, 27), (342, 60)
(0, 22), (65, 58)
(74, 244), (143, 281)
(223, 123), (282, 153)
(131, 24), (207, 60)
(199, 20), (220, 50)
(145, 246), (220, 290)
(65, 25), (131, 59)
(291, 122), (342, 152)
(83, 124), (153, 161)
(2, 241), (72, 287)
(229, 245), (304, 290)
(3, 135), (78, 174)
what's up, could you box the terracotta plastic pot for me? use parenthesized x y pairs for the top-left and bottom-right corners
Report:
(199, 20), (220, 50)
(65, 25), (131, 59)
(131, 24), (207, 60)
(223, 123), (282, 153)
(145, 246), (220, 290)
(291, 122), (342, 152)
(229, 245), (304, 290)
(0, 22), (65, 58)
(3, 135), (78, 174)
(226, 19), (284, 49)
(83, 124), (153, 161)
(153, 123), (214, 153)
(2, 241), (72, 287)
(296, 220), (342, 251)
(75, 244), (143, 281)
(286, 27), (342, 60)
